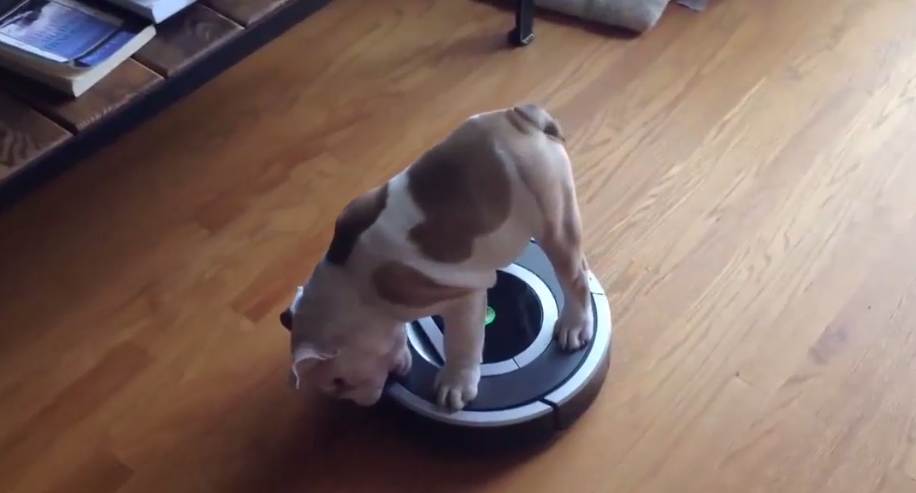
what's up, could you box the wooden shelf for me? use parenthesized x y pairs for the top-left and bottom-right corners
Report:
(0, 0), (334, 210)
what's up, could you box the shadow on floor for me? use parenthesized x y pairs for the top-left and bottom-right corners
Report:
(119, 376), (550, 493)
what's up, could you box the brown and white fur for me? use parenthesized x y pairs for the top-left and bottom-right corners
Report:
(280, 103), (593, 412)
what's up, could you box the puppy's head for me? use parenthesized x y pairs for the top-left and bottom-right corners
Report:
(280, 263), (400, 406)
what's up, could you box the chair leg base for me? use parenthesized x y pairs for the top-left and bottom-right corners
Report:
(508, 0), (535, 47)
(508, 27), (535, 47)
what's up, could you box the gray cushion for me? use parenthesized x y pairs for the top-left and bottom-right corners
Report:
(523, 0), (706, 33)
(535, 0), (670, 32)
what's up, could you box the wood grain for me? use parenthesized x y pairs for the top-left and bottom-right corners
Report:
(203, 0), (289, 26)
(0, 90), (71, 175)
(134, 4), (242, 77)
(41, 448), (133, 493)
(3, 61), (162, 133)
(2, 0), (916, 493)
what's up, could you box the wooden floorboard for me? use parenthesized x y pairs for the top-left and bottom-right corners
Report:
(2, 0), (916, 492)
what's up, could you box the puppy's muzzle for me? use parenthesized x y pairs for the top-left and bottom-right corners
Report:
(280, 309), (292, 331)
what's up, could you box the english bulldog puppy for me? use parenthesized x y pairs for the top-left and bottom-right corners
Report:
(280, 103), (594, 412)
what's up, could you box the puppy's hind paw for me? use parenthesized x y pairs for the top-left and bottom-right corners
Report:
(433, 365), (480, 412)
(555, 310), (594, 351)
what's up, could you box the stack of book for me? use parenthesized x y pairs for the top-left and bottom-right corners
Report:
(0, 0), (196, 98)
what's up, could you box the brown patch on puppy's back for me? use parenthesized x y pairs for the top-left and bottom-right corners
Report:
(325, 183), (389, 266)
(406, 127), (513, 264)
(371, 261), (474, 308)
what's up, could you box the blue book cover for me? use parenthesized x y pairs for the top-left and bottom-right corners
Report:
(0, 0), (145, 68)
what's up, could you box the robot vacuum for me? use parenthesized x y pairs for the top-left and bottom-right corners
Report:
(377, 239), (613, 453)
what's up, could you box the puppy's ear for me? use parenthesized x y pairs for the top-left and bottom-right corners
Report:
(280, 309), (293, 331)
(290, 343), (339, 389)
(294, 344), (338, 362)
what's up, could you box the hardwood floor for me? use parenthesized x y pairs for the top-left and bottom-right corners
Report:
(2, 0), (916, 492)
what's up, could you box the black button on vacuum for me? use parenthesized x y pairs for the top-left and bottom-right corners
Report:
(433, 270), (543, 363)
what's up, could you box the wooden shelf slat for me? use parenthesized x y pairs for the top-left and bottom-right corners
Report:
(0, 0), (335, 202)
(0, 90), (72, 175)
(2, 61), (164, 134)
(134, 4), (243, 78)
(203, 0), (290, 26)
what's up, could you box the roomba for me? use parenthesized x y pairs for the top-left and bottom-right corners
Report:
(378, 239), (613, 452)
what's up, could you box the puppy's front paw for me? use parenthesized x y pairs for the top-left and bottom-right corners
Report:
(555, 305), (594, 351)
(433, 364), (480, 412)
(390, 346), (412, 376)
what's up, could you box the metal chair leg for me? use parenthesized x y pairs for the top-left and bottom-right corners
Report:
(507, 0), (535, 47)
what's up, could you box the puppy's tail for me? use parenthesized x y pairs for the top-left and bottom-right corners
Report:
(509, 103), (566, 143)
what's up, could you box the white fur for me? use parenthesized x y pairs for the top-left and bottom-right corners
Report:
(286, 108), (594, 411)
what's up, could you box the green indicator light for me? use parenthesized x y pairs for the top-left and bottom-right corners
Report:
(485, 306), (496, 326)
